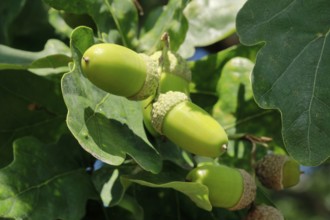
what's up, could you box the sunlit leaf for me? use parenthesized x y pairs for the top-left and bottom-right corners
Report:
(138, 0), (188, 53)
(179, 0), (246, 58)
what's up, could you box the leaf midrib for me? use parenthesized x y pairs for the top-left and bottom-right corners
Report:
(3, 168), (85, 201)
(307, 29), (330, 161)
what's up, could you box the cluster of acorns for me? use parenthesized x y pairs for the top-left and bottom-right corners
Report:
(81, 43), (301, 219)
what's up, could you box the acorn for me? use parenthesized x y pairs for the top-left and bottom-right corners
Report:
(245, 204), (284, 220)
(186, 164), (256, 210)
(255, 154), (300, 190)
(151, 91), (228, 157)
(81, 43), (159, 100)
(141, 51), (191, 136)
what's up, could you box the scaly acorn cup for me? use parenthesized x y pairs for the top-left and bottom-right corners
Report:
(81, 43), (159, 100)
(186, 164), (256, 210)
(255, 154), (301, 190)
(245, 204), (284, 220)
(142, 51), (191, 136)
(151, 91), (228, 157)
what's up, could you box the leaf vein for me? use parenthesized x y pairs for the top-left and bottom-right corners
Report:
(307, 29), (330, 161)
(245, 0), (297, 35)
(259, 35), (323, 101)
(3, 169), (84, 201)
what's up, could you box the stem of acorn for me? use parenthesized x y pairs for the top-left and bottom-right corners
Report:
(133, 0), (144, 15)
(82, 56), (89, 63)
(153, 32), (171, 99)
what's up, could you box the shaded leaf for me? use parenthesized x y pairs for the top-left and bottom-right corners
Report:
(236, 0), (330, 165)
(44, 0), (117, 39)
(138, 0), (188, 53)
(0, 70), (67, 168)
(104, 0), (139, 49)
(92, 165), (130, 207)
(179, 0), (246, 58)
(0, 0), (26, 44)
(0, 39), (71, 75)
(5, 0), (57, 51)
(189, 44), (259, 98)
(153, 138), (194, 169)
(0, 135), (96, 220)
(62, 26), (162, 173)
(213, 57), (255, 130)
(48, 8), (74, 38)
(115, 194), (144, 220)
(124, 163), (212, 211)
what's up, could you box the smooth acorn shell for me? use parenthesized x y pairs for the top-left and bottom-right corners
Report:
(255, 154), (300, 190)
(186, 164), (256, 210)
(163, 101), (227, 157)
(282, 159), (300, 188)
(151, 91), (228, 157)
(81, 43), (157, 99)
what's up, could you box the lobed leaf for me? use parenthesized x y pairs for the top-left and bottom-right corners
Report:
(237, 0), (330, 165)
(0, 135), (96, 220)
(0, 70), (67, 168)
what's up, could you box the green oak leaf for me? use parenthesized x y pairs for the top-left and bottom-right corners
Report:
(44, 0), (116, 39)
(0, 39), (71, 75)
(48, 8), (74, 38)
(0, 0), (26, 44)
(189, 44), (259, 112)
(213, 57), (255, 130)
(237, 0), (330, 165)
(92, 165), (131, 207)
(62, 26), (161, 173)
(179, 0), (246, 58)
(138, 0), (188, 53)
(0, 70), (67, 168)
(0, 135), (96, 220)
(124, 162), (212, 211)
(213, 57), (283, 145)
(104, 0), (139, 49)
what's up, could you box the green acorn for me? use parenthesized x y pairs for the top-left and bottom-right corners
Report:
(141, 50), (191, 136)
(186, 164), (256, 210)
(81, 43), (159, 100)
(151, 91), (228, 157)
(255, 154), (301, 190)
(245, 204), (284, 220)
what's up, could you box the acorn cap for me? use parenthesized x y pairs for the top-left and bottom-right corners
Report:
(230, 169), (256, 211)
(245, 204), (284, 220)
(151, 51), (191, 82)
(255, 154), (299, 190)
(129, 53), (159, 100)
(151, 91), (189, 134)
